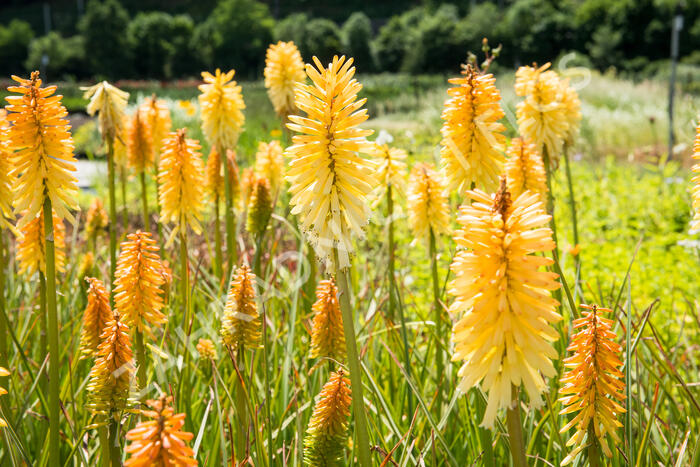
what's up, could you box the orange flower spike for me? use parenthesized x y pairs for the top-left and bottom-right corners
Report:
(690, 122), (700, 232)
(79, 277), (114, 359)
(5, 71), (79, 228)
(113, 231), (166, 339)
(124, 395), (198, 466)
(127, 109), (154, 174)
(309, 278), (346, 361)
(141, 96), (172, 157)
(220, 265), (260, 351)
(0, 110), (15, 230)
(406, 163), (450, 241)
(16, 210), (66, 277)
(559, 304), (626, 465)
(86, 197), (108, 239)
(505, 137), (548, 200)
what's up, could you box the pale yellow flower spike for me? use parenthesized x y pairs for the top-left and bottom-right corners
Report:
(440, 65), (506, 193)
(158, 129), (205, 244)
(372, 143), (408, 201)
(406, 163), (450, 241)
(691, 122), (700, 232)
(505, 137), (548, 200)
(264, 41), (306, 119)
(141, 96), (172, 157)
(5, 72), (79, 229)
(82, 81), (130, 142)
(198, 69), (245, 150)
(0, 110), (15, 231)
(286, 55), (376, 271)
(560, 79), (582, 146)
(254, 140), (285, 195)
(449, 179), (562, 428)
(515, 63), (569, 166)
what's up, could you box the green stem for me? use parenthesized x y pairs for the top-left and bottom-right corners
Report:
(588, 424), (601, 467)
(475, 391), (495, 466)
(0, 230), (6, 366)
(506, 389), (527, 467)
(542, 147), (562, 306)
(387, 184), (396, 323)
(335, 252), (372, 467)
(153, 164), (163, 244)
(39, 272), (47, 366)
(108, 418), (121, 467)
(180, 229), (190, 332)
(219, 144), (237, 278)
(214, 193), (223, 279)
(120, 166), (128, 229)
(135, 330), (146, 390)
(562, 144), (581, 286)
(139, 171), (150, 232)
(42, 196), (60, 466)
(429, 227), (443, 412)
(98, 424), (111, 466)
(233, 347), (248, 462)
(107, 139), (117, 300)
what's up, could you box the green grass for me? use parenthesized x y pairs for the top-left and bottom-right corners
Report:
(0, 71), (699, 466)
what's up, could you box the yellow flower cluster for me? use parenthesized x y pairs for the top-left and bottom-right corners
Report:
(205, 146), (239, 204)
(5, 72), (79, 228)
(16, 210), (66, 276)
(440, 65), (506, 193)
(406, 163), (450, 241)
(127, 110), (154, 174)
(304, 369), (352, 466)
(254, 140), (285, 195)
(246, 174), (273, 238)
(286, 56), (376, 271)
(86, 197), (108, 240)
(221, 265), (261, 351)
(82, 81), (129, 142)
(264, 41), (306, 119)
(140, 96), (172, 157)
(559, 304), (626, 465)
(113, 231), (166, 338)
(691, 122), (700, 232)
(196, 338), (218, 361)
(124, 395), (197, 466)
(449, 181), (562, 427)
(199, 69), (245, 151)
(372, 143), (407, 200)
(158, 129), (205, 242)
(0, 110), (15, 230)
(309, 278), (346, 361)
(79, 277), (113, 359)
(505, 137), (548, 200)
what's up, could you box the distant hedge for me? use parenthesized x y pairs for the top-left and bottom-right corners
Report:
(1, 0), (699, 81)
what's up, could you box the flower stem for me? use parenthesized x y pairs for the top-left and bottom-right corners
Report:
(108, 417), (121, 467)
(588, 424), (601, 467)
(335, 252), (372, 467)
(107, 138), (117, 303)
(39, 272), (47, 362)
(562, 144), (581, 285)
(98, 423), (111, 465)
(506, 390), (528, 467)
(139, 171), (150, 232)
(387, 183), (396, 323)
(180, 229), (190, 332)
(153, 164), (163, 246)
(42, 196), (60, 465)
(0, 230), (6, 366)
(542, 147), (562, 307)
(429, 227), (443, 412)
(134, 329), (146, 390)
(219, 144), (237, 278)
(233, 347), (248, 462)
(214, 193), (223, 279)
(120, 166), (128, 229)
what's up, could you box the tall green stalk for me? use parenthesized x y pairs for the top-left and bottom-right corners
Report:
(429, 227), (443, 411)
(153, 163), (163, 243)
(42, 196), (60, 465)
(218, 144), (237, 277)
(39, 272), (47, 362)
(214, 193), (223, 279)
(562, 145), (581, 285)
(139, 171), (150, 232)
(180, 230), (190, 331)
(107, 138), (117, 301)
(134, 330), (146, 389)
(542, 147), (559, 255)
(233, 347), (248, 462)
(505, 388), (527, 467)
(387, 184), (396, 323)
(588, 424), (601, 467)
(98, 424), (111, 465)
(254, 229), (273, 465)
(120, 166), (128, 229)
(0, 230), (6, 366)
(108, 418), (121, 467)
(334, 251), (372, 467)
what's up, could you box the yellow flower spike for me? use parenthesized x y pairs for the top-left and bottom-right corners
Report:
(220, 265), (261, 352)
(0, 110), (16, 231)
(440, 64), (506, 193)
(5, 71), (79, 229)
(264, 41), (306, 119)
(372, 143), (408, 200)
(240, 167), (256, 211)
(127, 109), (154, 174)
(81, 81), (130, 143)
(309, 278), (346, 361)
(124, 395), (197, 466)
(560, 80), (582, 146)
(0, 366), (8, 428)
(204, 146), (239, 204)
(690, 122), (700, 232)
(198, 68), (245, 151)
(79, 277), (113, 359)
(449, 179), (562, 428)
(86, 197), (108, 240)
(246, 174), (274, 238)
(78, 251), (95, 279)
(157, 129), (205, 244)
(406, 162), (450, 241)
(196, 338), (218, 361)
(303, 369), (352, 466)
(113, 115), (130, 168)
(86, 312), (136, 416)
(113, 231), (166, 339)
(254, 140), (285, 195)
(140, 96), (172, 157)
(515, 63), (569, 166)
(16, 210), (66, 277)
(559, 304), (626, 466)
(505, 137), (548, 200)
(285, 55), (376, 271)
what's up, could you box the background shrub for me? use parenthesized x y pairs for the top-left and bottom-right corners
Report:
(303, 18), (342, 65)
(341, 12), (375, 72)
(25, 32), (86, 80)
(78, 0), (131, 79)
(0, 19), (34, 77)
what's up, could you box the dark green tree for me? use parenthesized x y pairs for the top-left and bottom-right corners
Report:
(25, 32), (86, 80)
(127, 12), (194, 79)
(304, 18), (342, 65)
(274, 12), (309, 59)
(341, 12), (375, 72)
(78, 0), (131, 79)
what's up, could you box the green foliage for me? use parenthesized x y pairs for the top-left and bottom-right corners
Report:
(197, 0), (274, 78)
(454, 2), (501, 59)
(0, 19), (34, 76)
(373, 7), (425, 73)
(304, 18), (342, 65)
(402, 4), (462, 73)
(25, 32), (86, 80)
(274, 13), (310, 59)
(341, 12), (375, 72)
(78, 0), (131, 79)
